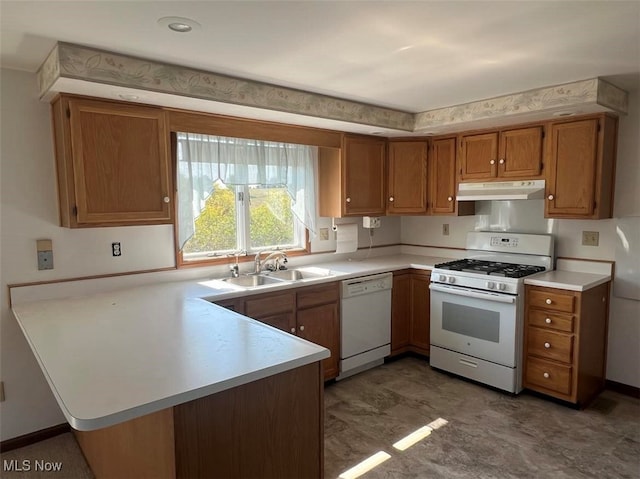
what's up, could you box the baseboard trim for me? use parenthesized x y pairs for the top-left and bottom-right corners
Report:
(606, 379), (640, 399)
(0, 423), (70, 453)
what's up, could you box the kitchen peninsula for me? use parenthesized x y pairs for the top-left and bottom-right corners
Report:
(12, 284), (329, 479)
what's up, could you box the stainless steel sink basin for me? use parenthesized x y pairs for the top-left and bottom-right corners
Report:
(221, 275), (285, 287)
(263, 268), (332, 281)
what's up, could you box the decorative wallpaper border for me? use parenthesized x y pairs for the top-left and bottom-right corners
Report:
(37, 42), (628, 133)
(37, 42), (414, 131)
(414, 78), (628, 131)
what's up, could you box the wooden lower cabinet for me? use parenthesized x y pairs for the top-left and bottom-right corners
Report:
(75, 362), (323, 479)
(391, 270), (430, 356)
(523, 283), (610, 406)
(217, 282), (340, 381)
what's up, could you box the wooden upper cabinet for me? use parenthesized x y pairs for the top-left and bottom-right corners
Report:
(545, 114), (617, 219)
(318, 134), (386, 217)
(459, 126), (543, 181)
(430, 137), (475, 216)
(387, 140), (427, 214)
(52, 95), (173, 227)
(459, 132), (498, 180)
(498, 126), (544, 178)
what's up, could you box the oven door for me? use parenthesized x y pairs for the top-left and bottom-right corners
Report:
(429, 283), (519, 367)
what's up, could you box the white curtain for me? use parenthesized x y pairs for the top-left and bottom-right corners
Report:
(177, 133), (318, 249)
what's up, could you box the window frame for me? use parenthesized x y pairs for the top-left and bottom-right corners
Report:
(171, 131), (313, 270)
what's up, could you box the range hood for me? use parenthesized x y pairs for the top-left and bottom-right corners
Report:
(457, 180), (546, 201)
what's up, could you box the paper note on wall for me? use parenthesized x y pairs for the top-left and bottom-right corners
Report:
(335, 223), (358, 254)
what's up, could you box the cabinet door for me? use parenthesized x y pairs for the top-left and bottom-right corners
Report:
(257, 313), (296, 334)
(67, 98), (172, 225)
(498, 126), (544, 178)
(387, 141), (427, 214)
(343, 135), (386, 216)
(459, 132), (498, 180)
(410, 274), (430, 353)
(391, 273), (411, 355)
(430, 137), (457, 214)
(546, 119), (598, 217)
(297, 303), (340, 380)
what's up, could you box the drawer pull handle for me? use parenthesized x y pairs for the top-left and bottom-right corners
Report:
(299, 325), (305, 331)
(545, 298), (552, 305)
(389, 196), (394, 202)
(490, 159), (496, 165)
(447, 196), (453, 202)
(459, 358), (478, 368)
(544, 342), (551, 349)
(543, 372), (550, 379)
(290, 328), (296, 333)
(545, 318), (552, 324)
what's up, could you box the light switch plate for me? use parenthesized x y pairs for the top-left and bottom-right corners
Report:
(319, 228), (329, 241)
(582, 231), (599, 246)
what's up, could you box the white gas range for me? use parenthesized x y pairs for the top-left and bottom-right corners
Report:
(429, 232), (554, 393)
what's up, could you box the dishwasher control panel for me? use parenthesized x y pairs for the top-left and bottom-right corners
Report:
(341, 273), (393, 298)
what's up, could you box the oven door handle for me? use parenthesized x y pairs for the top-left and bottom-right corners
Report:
(429, 283), (516, 304)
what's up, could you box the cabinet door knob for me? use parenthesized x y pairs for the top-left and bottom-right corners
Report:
(163, 196), (171, 203)
(447, 196), (453, 202)
(490, 159), (496, 165)
(299, 325), (305, 331)
(547, 194), (554, 201)
(545, 298), (552, 305)
(499, 158), (505, 164)
(544, 342), (551, 349)
(389, 196), (394, 202)
(346, 197), (351, 203)
(290, 327), (296, 333)
(543, 372), (550, 379)
(545, 318), (552, 324)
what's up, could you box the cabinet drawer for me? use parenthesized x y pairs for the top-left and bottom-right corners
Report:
(527, 327), (573, 364)
(528, 309), (574, 333)
(256, 313), (296, 334)
(245, 292), (295, 317)
(297, 283), (339, 309)
(525, 356), (572, 396)
(528, 288), (575, 313)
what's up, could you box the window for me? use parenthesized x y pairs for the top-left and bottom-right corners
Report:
(176, 133), (316, 264)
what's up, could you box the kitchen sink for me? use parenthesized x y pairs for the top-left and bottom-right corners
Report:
(262, 267), (333, 281)
(221, 275), (285, 287)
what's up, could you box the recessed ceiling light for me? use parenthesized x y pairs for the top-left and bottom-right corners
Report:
(119, 94), (139, 101)
(157, 16), (201, 33)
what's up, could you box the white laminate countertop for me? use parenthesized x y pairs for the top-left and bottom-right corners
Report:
(12, 252), (611, 432)
(10, 254), (449, 432)
(524, 270), (611, 292)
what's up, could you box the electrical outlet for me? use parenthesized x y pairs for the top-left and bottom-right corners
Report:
(112, 242), (122, 256)
(582, 231), (599, 247)
(36, 239), (53, 270)
(443, 224), (450, 236)
(319, 228), (329, 241)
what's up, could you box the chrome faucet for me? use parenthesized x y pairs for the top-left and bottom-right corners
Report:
(254, 250), (287, 273)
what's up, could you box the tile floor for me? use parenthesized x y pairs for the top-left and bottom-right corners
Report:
(324, 356), (640, 478)
(2, 356), (639, 478)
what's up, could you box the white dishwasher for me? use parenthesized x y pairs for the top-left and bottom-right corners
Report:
(338, 272), (393, 380)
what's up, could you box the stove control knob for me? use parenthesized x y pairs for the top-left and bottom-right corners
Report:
(448, 276), (456, 284)
(497, 283), (506, 291)
(486, 281), (495, 289)
(439, 274), (447, 282)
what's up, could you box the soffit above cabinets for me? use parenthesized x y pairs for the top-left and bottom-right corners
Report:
(38, 42), (628, 137)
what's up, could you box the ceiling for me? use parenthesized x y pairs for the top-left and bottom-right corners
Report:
(1, 1), (639, 116)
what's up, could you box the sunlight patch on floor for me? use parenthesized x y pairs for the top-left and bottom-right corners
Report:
(338, 451), (391, 479)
